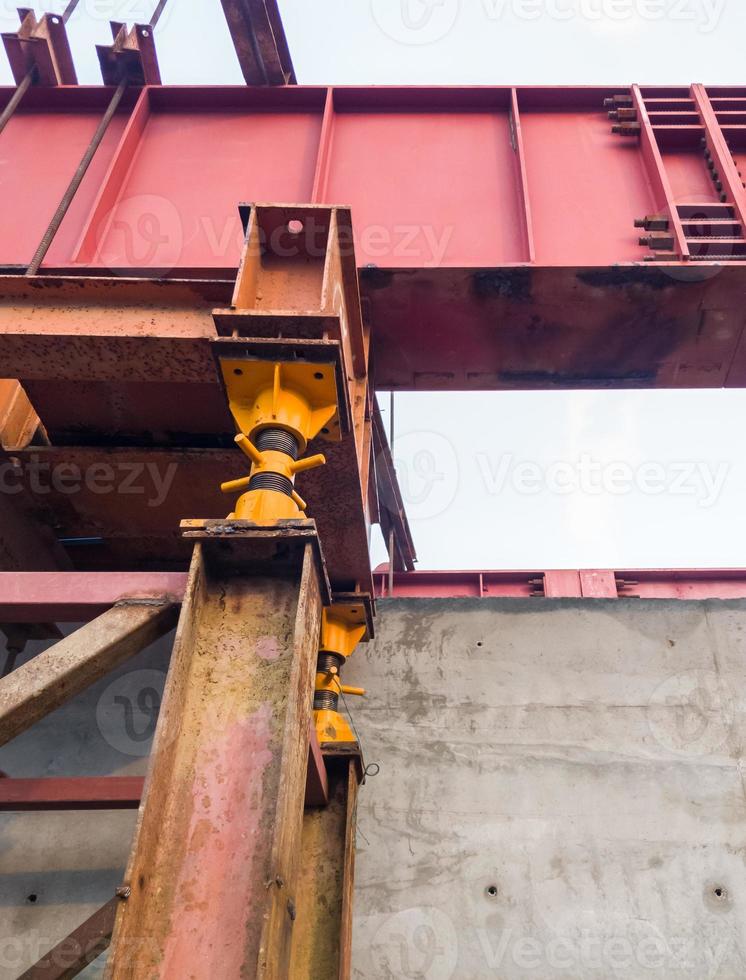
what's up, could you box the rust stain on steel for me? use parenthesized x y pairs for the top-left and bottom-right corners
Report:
(290, 759), (359, 979)
(108, 541), (322, 978)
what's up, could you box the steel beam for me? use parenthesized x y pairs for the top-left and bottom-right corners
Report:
(289, 759), (359, 979)
(220, 0), (295, 86)
(0, 600), (177, 746)
(0, 776), (144, 811)
(107, 532), (324, 978)
(0, 571), (187, 622)
(18, 898), (118, 980)
(374, 568), (746, 600)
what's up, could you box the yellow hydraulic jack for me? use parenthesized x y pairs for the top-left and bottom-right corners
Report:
(313, 605), (367, 745)
(218, 358), (340, 523)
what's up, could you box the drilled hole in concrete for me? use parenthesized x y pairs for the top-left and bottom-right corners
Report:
(26, 894), (37, 904)
(486, 885), (498, 898)
(476, 641), (483, 647)
(714, 887), (726, 899)
(287, 219), (304, 235)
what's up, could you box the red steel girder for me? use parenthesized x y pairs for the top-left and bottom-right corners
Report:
(374, 568), (746, 600)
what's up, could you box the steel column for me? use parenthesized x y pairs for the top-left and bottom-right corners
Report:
(106, 535), (324, 978)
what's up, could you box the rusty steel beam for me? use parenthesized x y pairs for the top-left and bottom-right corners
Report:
(0, 600), (177, 746)
(220, 0), (295, 86)
(0, 776), (144, 811)
(2, 9), (77, 87)
(107, 531), (323, 977)
(372, 400), (416, 573)
(0, 379), (42, 450)
(18, 897), (118, 980)
(290, 758), (359, 979)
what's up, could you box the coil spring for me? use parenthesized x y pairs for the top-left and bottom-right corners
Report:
(255, 428), (299, 459)
(247, 472), (294, 496)
(314, 690), (338, 711)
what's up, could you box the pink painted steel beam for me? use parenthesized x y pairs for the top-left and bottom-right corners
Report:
(0, 776), (143, 810)
(0, 728), (328, 809)
(374, 569), (746, 600)
(0, 572), (188, 622)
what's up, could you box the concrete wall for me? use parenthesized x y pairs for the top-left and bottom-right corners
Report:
(1, 599), (745, 978)
(345, 599), (746, 980)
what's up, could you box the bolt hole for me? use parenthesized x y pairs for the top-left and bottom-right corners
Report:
(233, 368), (243, 376)
(351, 608), (358, 614)
(715, 887), (725, 898)
(27, 894), (37, 904)
(486, 885), (498, 898)
(313, 371), (324, 380)
(476, 641), (483, 647)
(141, 28), (149, 36)
(287, 219), (304, 235)
(51, 16), (59, 23)
(321, 427), (330, 434)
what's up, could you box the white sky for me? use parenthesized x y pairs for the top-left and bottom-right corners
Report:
(1, 0), (744, 570)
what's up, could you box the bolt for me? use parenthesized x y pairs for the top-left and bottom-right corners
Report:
(116, 885), (131, 900)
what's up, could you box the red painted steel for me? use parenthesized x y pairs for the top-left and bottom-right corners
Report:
(0, 84), (744, 272)
(2, 85), (746, 390)
(0, 88), (135, 266)
(374, 569), (746, 600)
(0, 571), (188, 622)
(0, 776), (143, 810)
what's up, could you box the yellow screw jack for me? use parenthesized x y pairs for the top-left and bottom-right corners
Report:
(218, 359), (339, 524)
(313, 606), (367, 745)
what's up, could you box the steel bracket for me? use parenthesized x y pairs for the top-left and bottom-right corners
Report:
(96, 21), (161, 86)
(1, 8), (76, 86)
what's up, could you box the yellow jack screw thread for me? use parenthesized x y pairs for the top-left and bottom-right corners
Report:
(313, 607), (367, 746)
(221, 428), (325, 524)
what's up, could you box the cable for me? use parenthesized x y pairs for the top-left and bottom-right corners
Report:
(62, 0), (81, 23)
(0, 67), (35, 138)
(149, 0), (170, 28)
(26, 78), (128, 275)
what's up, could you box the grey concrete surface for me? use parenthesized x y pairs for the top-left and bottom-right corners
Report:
(1, 599), (745, 978)
(345, 599), (746, 980)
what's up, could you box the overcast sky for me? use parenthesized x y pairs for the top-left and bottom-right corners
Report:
(1, 0), (744, 570)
